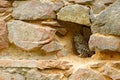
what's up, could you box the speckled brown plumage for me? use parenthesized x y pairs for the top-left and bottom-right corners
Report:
(73, 32), (94, 58)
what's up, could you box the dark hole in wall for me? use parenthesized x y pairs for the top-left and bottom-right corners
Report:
(56, 20), (95, 58)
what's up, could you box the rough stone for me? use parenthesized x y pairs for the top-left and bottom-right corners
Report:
(0, 60), (72, 70)
(0, 72), (25, 80)
(41, 41), (63, 53)
(0, 20), (8, 49)
(12, 0), (56, 20)
(92, 2), (106, 14)
(39, 0), (64, 11)
(92, 0), (116, 14)
(103, 65), (120, 80)
(91, 0), (120, 36)
(69, 68), (106, 80)
(57, 4), (90, 26)
(50, 0), (64, 11)
(26, 69), (64, 80)
(0, 0), (11, 8)
(7, 20), (56, 51)
(89, 33), (120, 52)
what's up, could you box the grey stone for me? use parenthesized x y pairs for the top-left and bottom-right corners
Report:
(26, 69), (64, 80)
(7, 20), (56, 51)
(12, 0), (56, 20)
(91, 0), (120, 36)
(89, 33), (120, 52)
(57, 4), (90, 26)
(103, 65), (120, 80)
(0, 72), (25, 80)
(41, 41), (63, 53)
(69, 68), (106, 80)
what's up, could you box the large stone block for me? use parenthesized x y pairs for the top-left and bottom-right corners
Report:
(26, 69), (64, 80)
(57, 4), (90, 26)
(69, 68), (106, 80)
(12, 0), (56, 20)
(103, 65), (120, 80)
(91, 0), (120, 36)
(0, 72), (25, 80)
(89, 33), (120, 52)
(7, 20), (56, 51)
(0, 60), (72, 70)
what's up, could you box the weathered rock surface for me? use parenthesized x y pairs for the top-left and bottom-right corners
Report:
(0, 0), (11, 8)
(57, 4), (90, 26)
(89, 33), (120, 52)
(103, 65), (120, 80)
(0, 71), (25, 80)
(91, 0), (120, 36)
(91, 0), (116, 14)
(39, 0), (64, 11)
(12, 0), (56, 20)
(0, 20), (8, 49)
(69, 68), (106, 80)
(26, 69), (64, 80)
(7, 20), (56, 51)
(0, 60), (72, 70)
(41, 41), (63, 53)
(92, 2), (106, 14)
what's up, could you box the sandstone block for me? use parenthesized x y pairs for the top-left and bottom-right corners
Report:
(0, 72), (25, 80)
(41, 41), (63, 53)
(103, 65), (120, 80)
(57, 4), (90, 26)
(12, 0), (56, 20)
(89, 33), (120, 52)
(91, 0), (120, 36)
(69, 68), (106, 80)
(0, 60), (72, 70)
(7, 20), (56, 51)
(26, 69), (64, 80)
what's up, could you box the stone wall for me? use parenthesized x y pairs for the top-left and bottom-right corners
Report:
(0, 0), (119, 80)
